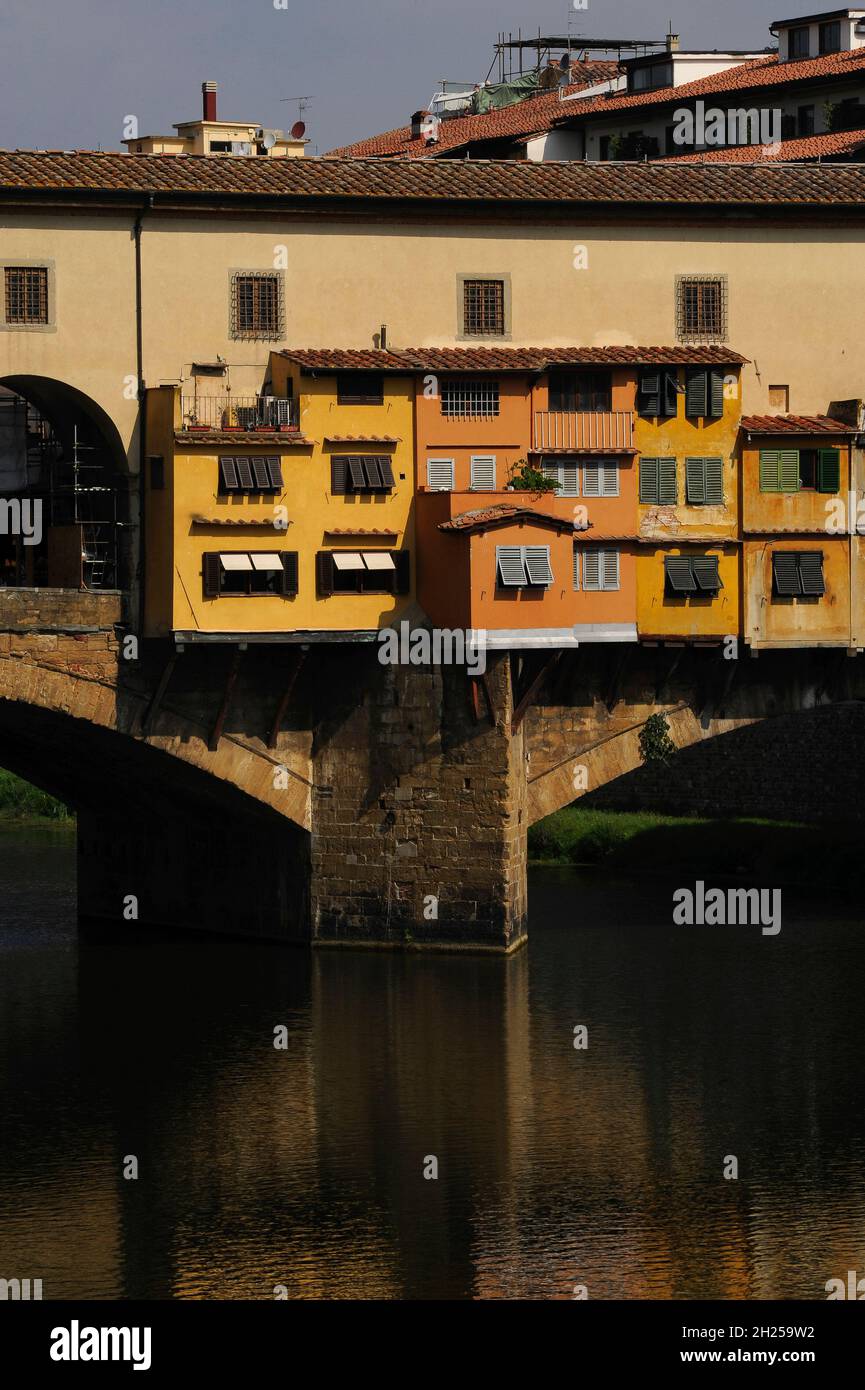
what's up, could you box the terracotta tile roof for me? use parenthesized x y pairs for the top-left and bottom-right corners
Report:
(660, 128), (865, 164)
(438, 503), (581, 535)
(1, 151), (865, 208)
(280, 345), (748, 371)
(323, 528), (399, 536)
(326, 64), (621, 159)
(552, 46), (865, 126)
(740, 413), (857, 433)
(175, 430), (312, 445)
(323, 434), (400, 443)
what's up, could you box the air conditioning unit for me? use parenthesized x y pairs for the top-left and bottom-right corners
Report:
(261, 396), (294, 426)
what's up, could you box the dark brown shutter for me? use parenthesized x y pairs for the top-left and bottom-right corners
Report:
(394, 550), (411, 595)
(331, 457), (348, 494)
(252, 457), (271, 490)
(267, 456), (283, 489)
(236, 457), (254, 489)
(348, 457), (366, 490)
(364, 457), (383, 489)
(203, 553), (220, 597)
(281, 552), (299, 596)
(219, 457), (239, 490)
(316, 551), (335, 596)
(379, 457), (395, 489)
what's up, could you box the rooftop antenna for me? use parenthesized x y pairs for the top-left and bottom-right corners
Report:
(280, 95), (314, 128)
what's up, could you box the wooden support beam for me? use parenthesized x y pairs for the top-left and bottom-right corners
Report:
(511, 651), (562, 735)
(139, 653), (178, 737)
(208, 647), (242, 753)
(267, 648), (306, 749)
(480, 671), (496, 723)
(604, 647), (631, 712)
(654, 647), (684, 702)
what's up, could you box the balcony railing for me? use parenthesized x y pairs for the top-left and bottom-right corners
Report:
(533, 410), (635, 452)
(179, 396), (299, 431)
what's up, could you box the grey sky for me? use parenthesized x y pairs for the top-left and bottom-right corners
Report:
(0, 1), (801, 155)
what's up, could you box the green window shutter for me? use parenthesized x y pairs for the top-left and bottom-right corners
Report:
(772, 552), (801, 596)
(665, 556), (697, 593)
(639, 370), (661, 416)
(709, 369), (725, 419)
(658, 457), (678, 504)
(663, 370), (679, 417)
(686, 369), (708, 418)
(759, 450), (780, 491)
(639, 457), (659, 504)
(704, 457), (724, 504)
(798, 551), (825, 596)
(692, 556), (723, 592)
(685, 457), (706, 504)
(779, 450), (800, 493)
(817, 448), (840, 494)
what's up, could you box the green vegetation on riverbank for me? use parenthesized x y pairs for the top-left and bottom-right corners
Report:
(0, 770), (72, 822)
(528, 806), (856, 892)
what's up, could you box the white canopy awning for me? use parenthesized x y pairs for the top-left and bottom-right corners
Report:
(333, 552), (364, 570)
(250, 553), (284, 571)
(220, 553), (253, 571)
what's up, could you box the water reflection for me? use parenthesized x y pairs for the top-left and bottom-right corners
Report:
(1, 830), (863, 1299)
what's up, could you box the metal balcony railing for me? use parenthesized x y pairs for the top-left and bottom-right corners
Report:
(533, 410), (635, 452)
(179, 396), (299, 431)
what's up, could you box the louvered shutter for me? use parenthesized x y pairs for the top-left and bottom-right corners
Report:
(236, 457), (254, 489)
(497, 546), (528, 586)
(331, 457), (348, 494)
(252, 457), (271, 490)
(663, 371), (680, 417)
(393, 550), (411, 595)
(686, 369), (708, 418)
(639, 458), (659, 504)
(316, 552), (335, 596)
(772, 552), (801, 596)
(798, 551), (825, 596)
(582, 550), (601, 591)
(363, 457), (383, 489)
(281, 552), (299, 596)
(573, 547), (580, 590)
(348, 457), (366, 490)
(709, 369), (725, 419)
(760, 450), (780, 492)
(817, 449), (840, 494)
(219, 456), (239, 490)
(427, 459), (454, 490)
(203, 553), (220, 597)
(266, 456), (283, 490)
(692, 556), (722, 591)
(665, 556), (697, 593)
(524, 546), (553, 586)
(582, 462), (601, 497)
(686, 457), (706, 504)
(779, 450), (800, 493)
(600, 462), (619, 497)
(659, 457), (678, 504)
(704, 457), (724, 504)
(470, 456), (496, 490)
(378, 457), (395, 489)
(602, 550), (620, 590)
(559, 462), (579, 497)
(639, 370), (661, 417)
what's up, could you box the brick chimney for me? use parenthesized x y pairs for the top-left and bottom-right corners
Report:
(202, 81), (218, 122)
(411, 110), (429, 139)
(667, 34), (680, 52)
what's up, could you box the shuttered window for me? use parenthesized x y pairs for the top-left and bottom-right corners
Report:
(203, 552), (298, 597)
(638, 368), (679, 418)
(685, 369), (724, 419)
(772, 550), (826, 597)
(664, 554), (723, 595)
(495, 545), (553, 588)
(541, 460), (580, 496)
(219, 455), (282, 493)
(470, 455), (496, 490)
(818, 448), (841, 493)
(759, 450), (802, 493)
(316, 551), (410, 595)
(582, 460), (619, 497)
(573, 547), (580, 590)
(639, 457), (677, 505)
(685, 457), (724, 505)
(581, 548), (620, 591)
(331, 455), (394, 494)
(427, 459), (455, 491)
(336, 372), (383, 405)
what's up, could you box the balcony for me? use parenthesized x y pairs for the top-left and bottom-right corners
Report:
(179, 395), (299, 432)
(533, 410), (635, 453)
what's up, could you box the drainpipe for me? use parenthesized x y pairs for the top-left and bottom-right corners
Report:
(134, 194), (154, 636)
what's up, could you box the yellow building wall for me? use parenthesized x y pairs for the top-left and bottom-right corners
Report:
(741, 436), (850, 533)
(637, 545), (740, 641)
(743, 537), (851, 649)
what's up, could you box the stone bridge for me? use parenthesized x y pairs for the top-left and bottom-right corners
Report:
(0, 586), (860, 952)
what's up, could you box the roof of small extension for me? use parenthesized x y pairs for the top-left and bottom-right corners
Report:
(326, 62), (621, 159)
(279, 346), (749, 373)
(741, 413), (858, 432)
(660, 127), (865, 164)
(438, 504), (581, 536)
(1, 151), (865, 210)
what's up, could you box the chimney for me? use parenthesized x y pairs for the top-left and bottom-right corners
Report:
(411, 109), (429, 139)
(667, 33), (680, 52)
(202, 81), (218, 122)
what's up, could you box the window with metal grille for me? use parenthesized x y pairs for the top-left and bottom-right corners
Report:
(772, 550), (825, 598)
(337, 373), (384, 405)
(440, 379), (499, 418)
(664, 554), (723, 595)
(581, 548), (620, 591)
(230, 272), (283, 338)
(496, 545), (553, 588)
(639, 457), (677, 505)
(203, 552), (298, 597)
(4, 267), (48, 325)
(677, 276), (727, 340)
(463, 280), (505, 336)
(582, 460), (619, 498)
(331, 455), (395, 494)
(470, 456), (496, 490)
(219, 456), (283, 493)
(426, 458), (455, 490)
(685, 457), (724, 505)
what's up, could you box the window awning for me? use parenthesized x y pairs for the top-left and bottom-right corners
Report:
(251, 553), (283, 571)
(363, 552), (395, 570)
(220, 553), (253, 571)
(333, 552), (364, 570)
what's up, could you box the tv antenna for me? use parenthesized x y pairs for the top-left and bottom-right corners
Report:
(281, 95), (314, 126)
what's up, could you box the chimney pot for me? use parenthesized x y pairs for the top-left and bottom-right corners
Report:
(202, 81), (218, 122)
(411, 109), (429, 139)
(667, 34), (680, 52)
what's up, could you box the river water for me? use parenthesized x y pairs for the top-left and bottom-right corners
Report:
(1, 825), (863, 1301)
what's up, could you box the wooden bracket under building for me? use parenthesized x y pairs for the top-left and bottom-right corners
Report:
(468, 671), (496, 725)
(208, 646), (243, 753)
(138, 651), (179, 737)
(511, 651), (562, 735)
(267, 647), (307, 748)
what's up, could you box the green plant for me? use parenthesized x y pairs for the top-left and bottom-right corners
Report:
(638, 713), (677, 765)
(508, 458), (558, 493)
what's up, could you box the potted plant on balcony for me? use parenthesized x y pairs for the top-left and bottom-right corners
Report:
(507, 458), (558, 494)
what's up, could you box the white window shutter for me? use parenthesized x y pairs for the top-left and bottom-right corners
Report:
(602, 549), (620, 590)
(470, 455), (496, 490)
(582, 463), (601, 497)
(582, 550), (601, 590)
(496, 546), (527, 586)
(573, 548), (580, 590)
(560, 463), (580, 497)
(524, 546), (553, 586)
(427, 459), (455, 491)
(601, 462), (619, 497)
